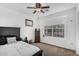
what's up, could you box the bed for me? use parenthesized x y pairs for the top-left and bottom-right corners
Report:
(0, 27), (43, 56)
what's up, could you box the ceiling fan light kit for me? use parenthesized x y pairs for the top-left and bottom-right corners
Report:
(27, 3), (50, 14)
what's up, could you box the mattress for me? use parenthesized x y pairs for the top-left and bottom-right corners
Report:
(0, 41), (40, 56)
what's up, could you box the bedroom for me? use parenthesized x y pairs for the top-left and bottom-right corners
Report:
(0, 3), (79, 56)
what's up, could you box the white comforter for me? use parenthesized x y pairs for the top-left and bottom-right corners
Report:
(0, 41), (40, 56)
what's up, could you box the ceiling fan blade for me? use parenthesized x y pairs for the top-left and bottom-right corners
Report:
(27, 7), (35, 9)
(40, 10), (45, 13)
(41, 6), (50, 9)
(33, 10), (36, 14)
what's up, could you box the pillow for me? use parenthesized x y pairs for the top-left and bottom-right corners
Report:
(7, 37), (17, 44)
(0, 36), (7, 45)
(16, 36), (22, 41)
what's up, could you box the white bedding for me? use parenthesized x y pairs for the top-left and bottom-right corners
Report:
(0, 41), (40, 56)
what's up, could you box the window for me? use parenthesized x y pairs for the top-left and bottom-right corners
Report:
(44, 24), (64, 38)
(44, 26), (52, 36)
(53, 24), (64, 37)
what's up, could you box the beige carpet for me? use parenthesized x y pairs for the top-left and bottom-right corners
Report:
(32, 43), (76, 56)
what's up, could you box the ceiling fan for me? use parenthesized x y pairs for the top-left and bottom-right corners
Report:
(27, 3), (50, 14)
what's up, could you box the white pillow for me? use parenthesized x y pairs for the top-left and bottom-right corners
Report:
(7, 37), (17, 44)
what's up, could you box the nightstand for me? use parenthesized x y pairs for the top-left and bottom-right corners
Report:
(28, 40), (33, 44)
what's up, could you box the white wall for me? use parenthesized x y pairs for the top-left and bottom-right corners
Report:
(40, 7), (76, 50)
(0, 4), (77, 51)
(76, 4), (79, 54)
(0, 6), (37, 41)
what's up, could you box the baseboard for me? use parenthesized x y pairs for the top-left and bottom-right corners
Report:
(76, 51), (79, 54)
(40, 42), (75, 52)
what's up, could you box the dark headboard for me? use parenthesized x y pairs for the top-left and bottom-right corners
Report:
(0, 27), (21, 45)
(0, 27), (20, 37)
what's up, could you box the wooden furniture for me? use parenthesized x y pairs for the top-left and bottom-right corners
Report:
(32, 50), (43, 56)
(35, 29), (40, 43)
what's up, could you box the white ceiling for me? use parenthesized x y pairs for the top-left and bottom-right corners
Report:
(0, 3), (76, 17)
